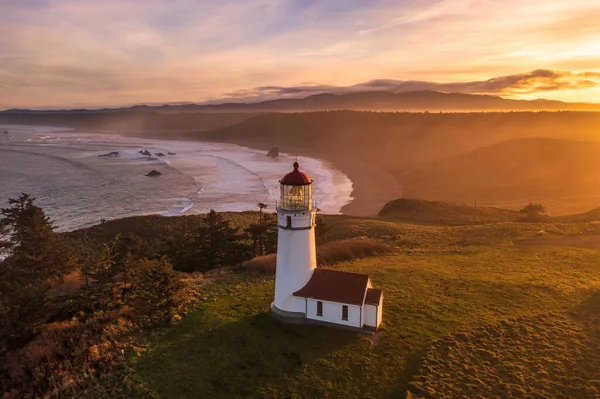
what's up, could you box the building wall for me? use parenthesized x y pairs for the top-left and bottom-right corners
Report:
(305, 298), (362, 328)
(273, 216), (317, 313)
(364, 304), (378, 327)
(377, 295), (383, 327)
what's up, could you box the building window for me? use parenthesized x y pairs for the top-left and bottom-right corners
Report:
(317, 301), (323, 316)
(342, 305), (348, 321)
(286, 216), (292, 228)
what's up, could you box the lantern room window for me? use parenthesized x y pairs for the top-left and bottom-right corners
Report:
(280, 183), (312, 211)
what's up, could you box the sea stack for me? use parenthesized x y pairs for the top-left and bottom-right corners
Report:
(266, 146), (279, 157)
(145, 170), (162, 177)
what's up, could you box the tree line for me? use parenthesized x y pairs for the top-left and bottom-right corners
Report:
(0, 194), (278, 353)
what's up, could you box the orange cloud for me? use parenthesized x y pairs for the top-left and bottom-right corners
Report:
(220, 70), (600, 103)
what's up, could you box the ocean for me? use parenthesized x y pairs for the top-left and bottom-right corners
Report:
(0, 125), (353, 232)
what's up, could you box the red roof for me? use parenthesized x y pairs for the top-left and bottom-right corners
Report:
(365, 288), (382, 305)
(280, 162), (311, 185)
(293, 269), (370, 305)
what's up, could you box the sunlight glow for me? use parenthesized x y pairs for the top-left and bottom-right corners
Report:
(1, 0), (600, 107)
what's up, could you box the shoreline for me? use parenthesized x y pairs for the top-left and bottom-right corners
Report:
(124, 131), (402, 216)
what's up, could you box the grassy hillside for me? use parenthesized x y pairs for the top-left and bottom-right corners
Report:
(122, 213), (600, 398)
(378, 198), (519, 225)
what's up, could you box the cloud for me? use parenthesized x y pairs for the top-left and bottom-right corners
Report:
(1, 0), (600, 107)
(218, 70), (600, 103)
(472, 70), (600, 94)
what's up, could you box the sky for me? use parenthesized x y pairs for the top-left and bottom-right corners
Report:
(1, 0), (600, 109)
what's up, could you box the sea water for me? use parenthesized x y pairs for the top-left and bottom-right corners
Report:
(0, 125), (353, 232)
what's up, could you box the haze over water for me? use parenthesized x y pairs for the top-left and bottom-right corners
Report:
(0, 125), (353, 232)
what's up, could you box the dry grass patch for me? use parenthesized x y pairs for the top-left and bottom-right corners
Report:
(0, 309), (149, 398)
(232, 239), (393, 274)
(317, 238), (393, 266)
(231, 254), (277, 274)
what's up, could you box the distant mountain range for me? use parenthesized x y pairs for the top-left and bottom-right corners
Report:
(3, 90), (600, 115)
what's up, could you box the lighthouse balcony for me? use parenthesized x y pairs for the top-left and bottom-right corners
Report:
(277, 210), (316, 230)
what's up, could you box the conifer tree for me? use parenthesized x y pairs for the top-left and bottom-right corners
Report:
(193, 210), (250, 271)
(131, 257), (183, 324)
(0, 194), (75, 346)
(245, 214), (278, 256)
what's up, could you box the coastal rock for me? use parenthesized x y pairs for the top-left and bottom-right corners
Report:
(266, 146), (279, 157)
(99, 151), (120, 157)
(139, 149), (152, 156)
(145, 170), (162, 177)
(167, 152), (176, 155)
(155, 152), (166, 157)
(3, 130), (8, 135)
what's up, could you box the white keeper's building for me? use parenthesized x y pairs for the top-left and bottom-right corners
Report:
(270, 161), (383, 332)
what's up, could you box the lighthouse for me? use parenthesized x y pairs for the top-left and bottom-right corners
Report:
(271, 161), (317, 322)
(271, 161), (384, 331)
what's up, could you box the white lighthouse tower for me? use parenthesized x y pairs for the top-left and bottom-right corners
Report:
(271, 161), (317, 322)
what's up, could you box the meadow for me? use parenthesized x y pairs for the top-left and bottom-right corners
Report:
(124, 210), (600, 398)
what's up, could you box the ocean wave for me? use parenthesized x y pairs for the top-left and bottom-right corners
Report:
(162, 198), (195, 216)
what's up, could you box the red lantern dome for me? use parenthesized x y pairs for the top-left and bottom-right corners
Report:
(280, 162), (311, 185)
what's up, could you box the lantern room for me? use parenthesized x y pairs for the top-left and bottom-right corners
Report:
(279, 162), (312, 211)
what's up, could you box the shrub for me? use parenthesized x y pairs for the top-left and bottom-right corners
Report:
(518, 202), (550, 222)
(0, 310), (134, 398)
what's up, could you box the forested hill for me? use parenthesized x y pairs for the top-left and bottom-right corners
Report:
(0, 110), (257, 132)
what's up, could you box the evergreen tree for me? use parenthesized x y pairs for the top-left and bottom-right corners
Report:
(84, 233), (149, 302)
(0, 194), (75, 346)
(193, 210), (250, 271)
(245, 214), (278, 256)
(131, 257), (183, 324)
(258, 202), (267, 223)
(163, 229), (196, 272)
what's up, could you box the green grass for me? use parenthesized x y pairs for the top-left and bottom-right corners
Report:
(131, 216), (600, 398)
(378, 198), (519, 225)
(411, 310), (600, 398)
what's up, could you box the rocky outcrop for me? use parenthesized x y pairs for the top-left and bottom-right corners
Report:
(99, 151), (120, 157)
(139, 149), (152, 156)
(3, 130), (8, 134)
(167, 152), (176, 155)
(155, 152), (166, 157)
(266, 146), (279, 157)
(145, 170), (162, 177)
